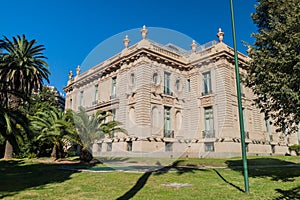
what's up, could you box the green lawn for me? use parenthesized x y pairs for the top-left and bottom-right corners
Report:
(0, 156), (299, 199)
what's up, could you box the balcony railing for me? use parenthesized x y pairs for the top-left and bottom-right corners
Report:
(245, 131), (249, 139)
(164, 130), (174, 138)
(202, 91), (213, 96)
(164, 90), (173, 96)
(203, 130), (215, 138)
(110, 94), (116, 100)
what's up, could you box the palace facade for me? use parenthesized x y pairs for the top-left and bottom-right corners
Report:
(64, 26), (299, 158)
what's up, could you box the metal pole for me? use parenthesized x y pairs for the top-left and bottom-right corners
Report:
(229, 0), (250, 193)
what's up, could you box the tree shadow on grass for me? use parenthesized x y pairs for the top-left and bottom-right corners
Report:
(117, 160), (208, 200)
(0, 159), (90, 199)
(274, 186), (300, 199)
(226, 157), (300, 198)
(213, 169), (244, 192)
(225, 157), (300, 182)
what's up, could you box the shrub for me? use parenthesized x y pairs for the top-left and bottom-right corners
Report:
(289, 144), (300, 156)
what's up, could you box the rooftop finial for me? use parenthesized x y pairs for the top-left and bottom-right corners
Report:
(68, 70), (73, 80)
(217, 28), (224, 43)
(76, 65), (81, 76)
(190, 40), (197, 53)
(123, 35), (130, 48)
(141, 25), (148, 40)
(246, 45), (252, 54)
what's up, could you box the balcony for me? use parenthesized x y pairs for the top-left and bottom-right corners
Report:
(164, 130), (174, 138)
(203, 130), (215, 138)
(92, 100), (98, 105)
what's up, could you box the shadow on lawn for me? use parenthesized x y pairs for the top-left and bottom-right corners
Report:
(0, 159), (89, 199)
(117, 160), (208, 200)
(225, 157), (300, 182)
(275, 185), (300, 199)
(225, 157), (300, 198)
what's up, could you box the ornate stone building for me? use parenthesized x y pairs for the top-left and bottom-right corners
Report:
(64, 26), (298, 158)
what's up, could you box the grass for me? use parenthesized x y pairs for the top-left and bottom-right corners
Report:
(0, 156), (299, 199)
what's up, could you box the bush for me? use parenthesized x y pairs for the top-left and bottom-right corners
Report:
(289, 144), (300, 155)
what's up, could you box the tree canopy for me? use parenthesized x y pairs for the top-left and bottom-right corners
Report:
(245, 0), (300, 133)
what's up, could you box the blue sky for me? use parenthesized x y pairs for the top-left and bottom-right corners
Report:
(1, 0), (257, 93)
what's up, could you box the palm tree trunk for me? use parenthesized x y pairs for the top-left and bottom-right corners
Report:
(3, 94), (20, 159)
(51, 144), (58, 159)
(51, 143), (64, 160)
(4, 140), (13, 159)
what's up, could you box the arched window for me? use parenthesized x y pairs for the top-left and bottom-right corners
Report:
(175, 111), (182, 131)
(129, 107), (136, 127)
(152, 107), (160, 128)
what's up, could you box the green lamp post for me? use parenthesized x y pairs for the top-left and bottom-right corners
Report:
(229, 0), (250, 193)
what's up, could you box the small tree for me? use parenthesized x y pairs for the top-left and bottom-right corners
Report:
(73, 107), (126, 162)
(30, 106), (77, 159)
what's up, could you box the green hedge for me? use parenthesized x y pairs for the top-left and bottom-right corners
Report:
(289, 144), (300, 155)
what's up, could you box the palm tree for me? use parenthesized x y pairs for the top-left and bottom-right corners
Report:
(74, 107), (126, 162)
(0, 106), (28, 158)
(0, 35), (50, 99)
(0, 35), (50, 158)
(30, 106), (77, 160)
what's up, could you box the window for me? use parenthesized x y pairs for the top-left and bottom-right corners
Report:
(130, 73), (135, 85)
(111, 109), (116, 121)
(204, 142), (214, 152)
(202, 71), (212, 95)
(93, 84), (98, 104)
(153, 73), (158, 85)
(111, 77), (117, 99)
(97, 143), (102, 152)
(129, 107), (136, 128)
(151, 107), (160, 129)
(165, 142), (173, 152)
(240, 83), (245, 97)
(203, 107), (214, 138)
(242, 108), (247, 131)
(175, 79), (181, 91)
(245, 143), (249, 152)
(127, 141), (132, 151)
(107, 143), (112, 152)
(186, 79), (191, 92)
(164, 72), (172, 95)
(79, 91), (84, 107)
(265, 118), (271, 133)
(271, 145), (275, 154)
(164, 106), (173, 138)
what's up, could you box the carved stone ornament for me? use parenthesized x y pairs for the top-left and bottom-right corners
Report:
(216, 28), (224, 43)
(141, 25), (148, 39)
